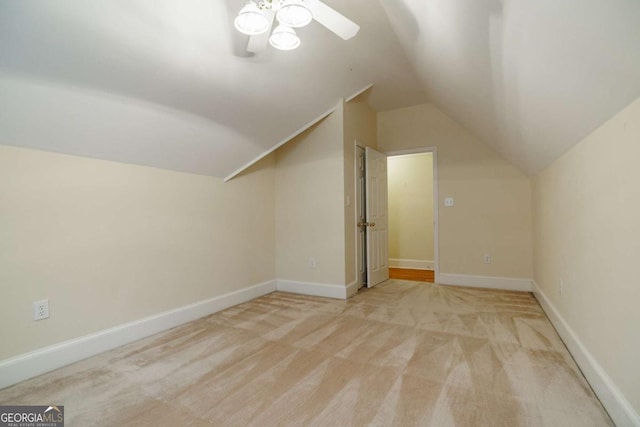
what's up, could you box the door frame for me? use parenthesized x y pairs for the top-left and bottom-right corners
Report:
(385, 146), (440, 283)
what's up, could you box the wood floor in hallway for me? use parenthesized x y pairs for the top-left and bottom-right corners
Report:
(0, 280), (612, 426)
(389, 267), (435, 282)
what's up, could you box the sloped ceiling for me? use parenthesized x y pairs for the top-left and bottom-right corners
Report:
(380, 0), (640, 174)
(0, 0), (425, 179)
(1, 1), (639, 179)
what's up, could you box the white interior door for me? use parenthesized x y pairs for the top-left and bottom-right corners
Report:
(356, 146), (366, 289)
(365, 147), (389, 287)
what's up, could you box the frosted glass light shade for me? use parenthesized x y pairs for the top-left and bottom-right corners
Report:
(276, 0), (312, 28)
(234, 1), (270, 35)
(269, 25), (301, 50)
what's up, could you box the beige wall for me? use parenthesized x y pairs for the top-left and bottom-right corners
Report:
(388, 153), (434, 263)
(0, 145), (275, 360)
(378, 103), (532, 279)
(275, 102), (346, 285)
(533, 96), (640, 414)
(343, 95), (378, 285)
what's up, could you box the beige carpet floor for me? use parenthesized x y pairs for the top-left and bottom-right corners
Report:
(0, 280), (613, 426)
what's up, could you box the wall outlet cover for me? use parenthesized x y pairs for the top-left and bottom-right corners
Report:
(34, 299), (49, 321)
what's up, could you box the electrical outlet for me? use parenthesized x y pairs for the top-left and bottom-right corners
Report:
(483, 254), (492, 264)
(308, 257), (316, 269)
(34, 299), (49, 321)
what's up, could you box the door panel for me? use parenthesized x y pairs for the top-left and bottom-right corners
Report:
(365, 147), (389, 287)
(356, 146), (366, 289)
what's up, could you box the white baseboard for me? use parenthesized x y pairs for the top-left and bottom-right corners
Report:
(276, 279), (351, 300)
(389, 258), (434, 270)
(346, 280), (359, 298)
(533, 281), (640, 427)
(0, 280), (276, 391)
(438, 273), (532, 292)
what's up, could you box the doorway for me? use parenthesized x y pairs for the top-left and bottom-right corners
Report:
(386, 148), (439, 283)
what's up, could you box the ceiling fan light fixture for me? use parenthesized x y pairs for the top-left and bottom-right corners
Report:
(234, 1), (270, 35)
(269, 25), (301, 50)
(276, 0), (313, 28)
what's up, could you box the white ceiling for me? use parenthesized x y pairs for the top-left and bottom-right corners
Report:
(0, 0), (425, 178)
(380, 0), (640, 174)
(1, 0), (639, 178)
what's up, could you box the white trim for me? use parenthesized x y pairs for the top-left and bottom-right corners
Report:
(345, 84), (373, 103)
(389, 258), (434, 270)
(345, 280), (359, 298)
(225, 83), (373, 182)
(385, 147), (438, 156)
(0, 280), (276, 390)
(354, 143), (365, 291)
(276, 279), (350, 299)
(385, 147), (439, 282)
(533, 281), (640, 427)
(432, 149), (440, 283)
(439, 273), (532, 292)
(223, 106), (335, 182)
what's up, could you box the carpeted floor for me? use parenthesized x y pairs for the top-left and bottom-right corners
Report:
(0, 280), (613, 426)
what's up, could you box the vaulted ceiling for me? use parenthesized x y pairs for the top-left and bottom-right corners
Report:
(380, 0), (640, 175)
(1, 0), (639, 178)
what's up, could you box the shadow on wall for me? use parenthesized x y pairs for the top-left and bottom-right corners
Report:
(378, 0), (420, 42)
(381, 0), (530, 170)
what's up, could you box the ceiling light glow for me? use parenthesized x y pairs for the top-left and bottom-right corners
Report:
(233, 0), (358, 52)
(234, 1), (270, 35)
(276, 0), (313, 28)
(269, 25), (301, 50)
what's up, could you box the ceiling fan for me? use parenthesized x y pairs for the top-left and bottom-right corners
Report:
(234, 0), (360, 52)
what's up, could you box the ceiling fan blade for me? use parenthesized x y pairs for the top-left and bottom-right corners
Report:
(305, 0), (360, 40)
(247, 10), (275, 53)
